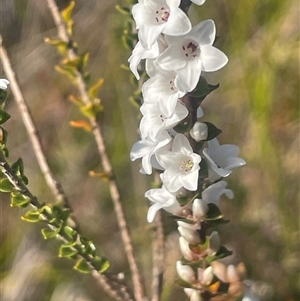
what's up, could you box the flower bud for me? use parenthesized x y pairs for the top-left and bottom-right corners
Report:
(176, 261), (195, 283)
(179, 236), (195, 261)
(190, 122), (208, 142)
(192, 198), (208, 220)
(178, 226), (200, 245)
(227, 264), (240, 283)
(207, 231), (220, 255)
(200, 266), (214, 286)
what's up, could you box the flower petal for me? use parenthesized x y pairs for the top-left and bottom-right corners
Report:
(201, 45), (228, 72)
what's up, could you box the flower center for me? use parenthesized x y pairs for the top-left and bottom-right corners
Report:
(155, 7), (170, 24)
(182, 39), (200, 60)
(168, 77), (177, 92)
(180, 158), (194, 173)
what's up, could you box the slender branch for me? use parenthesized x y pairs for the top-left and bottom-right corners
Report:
(45, 1), (145, 300)
(0, 36), (72, 211)
(151, 211), (165, 301)
(0, 150), (135, 301)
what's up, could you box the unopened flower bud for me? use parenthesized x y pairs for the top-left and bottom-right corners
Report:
(192, 198), (208, 220)
(208, 231), (220, 255)
(201, 266), (214, 286)
(176, 261), (195, 283)
(179, 236), (195, 261)
(227, 265), (240, 282)
(190, 122), (208, 142)
(178, 226), (201, 245)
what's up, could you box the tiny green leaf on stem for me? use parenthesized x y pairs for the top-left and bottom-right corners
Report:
(206, 246), (233, 263)
(41, 227), (60, 239)
(61, 1), (75, 24)
(59, 243), (78, 258)
(11, 192), (30, 207)
(115, 5), (131, 15)
(0, 178), (14, 193)
(88, 78), (104, 99)
(0, 110), (11, 124)
(188, 77), (219, 99)
(63, 225), (78, 240)
(74, 258), (92, 273)
(21, 210), (42, 223)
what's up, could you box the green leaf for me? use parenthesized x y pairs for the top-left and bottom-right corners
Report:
(21, 210), (42, 223)
(173, 116), (192, 133)
(93, 256), (110, 273)
(88, 78), (104, 99)
(59, 244), (78, 258)
(174, 277), (194, 289)
(206, 245), (233, 263)
(61, 1), (75, 23)
(0, 178), (14, 193)
(74, 258), (92, 273)
(52, 205), (71, 223)
(63, 225), (78, 240)
(41, 227), (60, 239)
(0, 110), (11, 125)
(115, 5), (131, 15)
(0, 127), (8, 144)
(11, 192), (30, 207)
(0, 89), (8, 106)
(203, 122), (222, 141)
(55, 64), (77, 80)
(199, 159), (209, 179)
(188, 76), (219, 99)
(204, 203), (223, 221)
(11, 158), (28, 185)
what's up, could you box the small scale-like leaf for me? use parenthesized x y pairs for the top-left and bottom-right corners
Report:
(206, 245), (233, 263)
(63, 225), (78, 240)
(61, 1), (75, 23)
(69, 120), (92, 132)
(89, 171), (112, 181)
(0, 127), (8, 144)
(203, 122), (222, 141)
(188, 76), (219, 99)
(93, 256), (110, 273)
(0, 178), (14, 193)
(204, 203), (223, 221)
(11, 192), (30, 207)
(41, 227), (60, 239)
(0, 110), (11, 125)
(59, 244), (78, 258)
(21, 210), (42, 223)
(115, 5), (131, 15)
(55, 64), (77, 80)
(88, 78), (104, 99)
(74, 258), (92, 273)
(0, 89), (8, 106)
(174, 277), (194, 289)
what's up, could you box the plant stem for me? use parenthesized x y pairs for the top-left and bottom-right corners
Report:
(45, 1), (146, 300)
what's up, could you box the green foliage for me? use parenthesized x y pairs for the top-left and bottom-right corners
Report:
(73, 258), (92, 273)
(203, 122), (222, 141)
(21, 209), (43, 223)
(11, 158), (28, 185)
(0, 110), (11, 125)
(10, 192), (30, 208)
(188, 76), (219, 100)
(0, 178), (14, 193)
(61, 1), (75, 35)
(206, 246), (233, 263)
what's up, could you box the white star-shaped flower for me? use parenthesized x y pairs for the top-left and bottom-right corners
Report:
(156, 20), (228, 92)
(130, 130), (171, 175)
(142, 69), (186, 118)
(203, 138), (246, 182)
(145, 186), (182, 222)
(202, 180), (234, 206)
(156, 134), (201, 192)
(132, 0), (191, 49)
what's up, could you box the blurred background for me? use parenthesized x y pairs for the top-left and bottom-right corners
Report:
(0, 0), (299, 300)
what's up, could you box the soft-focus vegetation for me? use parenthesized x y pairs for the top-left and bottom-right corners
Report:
(0, 0), (298, 300)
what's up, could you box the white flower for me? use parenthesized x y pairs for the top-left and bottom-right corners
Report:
(0, 79), (9, 90)
(139, 101), (188, 141)
(192, 198), (208, 219)
(132, 0), (191, 49)
(203, 138), (246, 181)
(156, 134), (201, 192)
(202, 180), (234, 206)
(142, 69), (186, 118)
(145, 186), (182, 222)
(128, 41), (160, 80)
(156, 20), (228, 92)
(130, 130), (171, 175)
